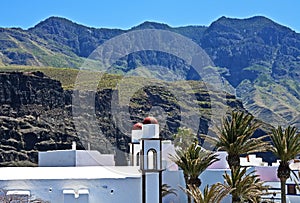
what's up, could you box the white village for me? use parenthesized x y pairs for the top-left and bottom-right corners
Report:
(0, 116), (300, 203)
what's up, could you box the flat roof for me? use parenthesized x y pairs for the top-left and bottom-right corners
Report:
(6, 190), (30, 196)
(0, 166), (141, 181)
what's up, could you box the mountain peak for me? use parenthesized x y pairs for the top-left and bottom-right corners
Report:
(30, 16), (86, 30)
(131, 21), (171, 30)
(210, 15), (291, 32)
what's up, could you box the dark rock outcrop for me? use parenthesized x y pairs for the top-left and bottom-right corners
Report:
(0, 72), (249, 166)
(0, 72), (82, 165)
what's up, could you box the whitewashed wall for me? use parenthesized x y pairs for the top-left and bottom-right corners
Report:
(0, 178), (140, 203)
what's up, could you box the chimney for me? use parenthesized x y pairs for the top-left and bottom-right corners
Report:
(72, 141), (76, 150)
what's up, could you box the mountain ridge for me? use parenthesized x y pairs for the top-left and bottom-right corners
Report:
(1, 15), (300, 130)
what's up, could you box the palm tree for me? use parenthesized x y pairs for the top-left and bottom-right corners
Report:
(223, 167), (269, 203)
(185, 183), (232, 203)
(173, 127), (198, 151)
(202, 111), (269, 169)
(269, 125), (300, 203)
(169, 142), (219, 203)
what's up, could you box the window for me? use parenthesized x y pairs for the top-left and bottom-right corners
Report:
(287, 184), (296, 195)
(147, 149), (157, 169)
(136, 152), (140, 166)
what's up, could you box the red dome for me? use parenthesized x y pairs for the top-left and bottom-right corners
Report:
(143, 117), (158, 125)
(132, 122), (143, 130)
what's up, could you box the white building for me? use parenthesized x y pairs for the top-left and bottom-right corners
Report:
(0, 166), (141, 203)
(1, 117), (300, 203)
(0, 117), (186, 203)
(207, 152), (300, 203)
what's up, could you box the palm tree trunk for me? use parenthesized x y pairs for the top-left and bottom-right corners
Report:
(281, 178), (286, 203)
(278, 161), (290, 203)
(231, 187), (240, 203)
(187, 191), (191, 203)
(188, 195), (191, 203)
(227, 153), (240, 169)
(184, 175), (191, 203)
(232, 196), (240, 203)
(230, 167), (239, 203)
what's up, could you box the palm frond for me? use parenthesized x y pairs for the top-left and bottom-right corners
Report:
(269, 126), (300, 162)
(184, 183), (232, 203)
(162, 183), (177, 197)
(202, 111), (270, 168)
(169, 142), (219, 181)
(223, 167), (270, 203)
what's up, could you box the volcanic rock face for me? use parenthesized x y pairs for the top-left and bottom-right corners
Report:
(0, 72), (79, 165)
(0, 72), (250, 166)
(0, 71), (64, 108)
(1, 16), (300, 129)
(0, 72), (130, 165)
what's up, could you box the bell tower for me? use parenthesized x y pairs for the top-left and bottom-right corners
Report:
(140, 117), (163, 203)
(130, 122), (143, 166)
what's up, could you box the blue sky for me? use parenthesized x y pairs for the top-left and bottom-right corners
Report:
(1, 0), (300, 32)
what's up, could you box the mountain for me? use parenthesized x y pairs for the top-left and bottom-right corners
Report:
(0, 16), (300, 131)
(200, 16), (300, 128)
(0, 26), (82, 67)
(0, 71), (254, 166)
(29, 17), (125, 58)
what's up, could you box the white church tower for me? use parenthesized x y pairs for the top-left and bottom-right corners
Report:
(130, 122), (143, 166)
(140, 117), (163, 203)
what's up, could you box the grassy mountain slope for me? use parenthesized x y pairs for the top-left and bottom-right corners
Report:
(0, 67), (258, 166)
(0, 26), (84, 67)
(0, 16), (299, 128)
(200, 16), (300, 128)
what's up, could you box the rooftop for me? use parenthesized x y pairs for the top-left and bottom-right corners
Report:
(0, 166), (141, 181)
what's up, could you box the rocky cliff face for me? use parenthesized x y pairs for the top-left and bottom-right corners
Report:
(0, 72), (79, 165)
(0, 71), (64, 107)
(0, 72), (250, 166)
(1, 16), (300, 129)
